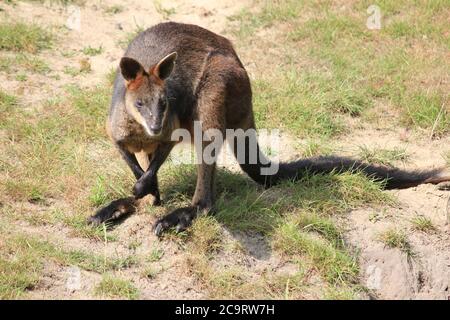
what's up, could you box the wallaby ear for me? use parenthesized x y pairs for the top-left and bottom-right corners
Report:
(120, 57), (144, 82)
(152, 52), (177, 80)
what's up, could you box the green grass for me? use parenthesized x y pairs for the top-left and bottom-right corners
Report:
(0, 242), (41, 299)
(378, 229), (413, 257)
(410, 216), (436, 233)
(272, 221), (358, 285)
(252, 73), (345, 138)
(402, 92), (448, 137)
(0, 22), (53, 53)
(153, 0), (176, 20)
(88, 174), (129, 208)
(82, 45), (103, 56)
(0, 54), (50, 74)
(0, 84), (133, 237)
(0, 90), (17, 109)
(147, 246), (165, 262)
(105, 67), (117, 86)
(188, 216), (223, 254)
(301, 140), (334, 157)
(0, 232), (137, 298)
(231, 1), (449, 136)
(118, 25), (145, 49)
(95, 275), (139, 299)
(229, 0), (306, 38)
(158, 162), (390, 297)
(63, 63), (90, 76)
(358, 146), (410, 167)
(104, 5), (124, 15)
(141, 266), (160, 279)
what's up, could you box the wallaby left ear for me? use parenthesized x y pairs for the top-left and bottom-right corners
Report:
(152, 52), (177, 80)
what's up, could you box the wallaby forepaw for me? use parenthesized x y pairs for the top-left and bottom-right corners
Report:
(133, 178), (159, 200)
(153, 207), (197, 237)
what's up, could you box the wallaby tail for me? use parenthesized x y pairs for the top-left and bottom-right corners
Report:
(230, 132), (449, 190)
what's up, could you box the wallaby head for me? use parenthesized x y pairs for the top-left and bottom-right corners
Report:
(119, 52), (177, 137)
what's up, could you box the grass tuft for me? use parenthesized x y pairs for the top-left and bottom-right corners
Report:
(272, 221), (358, 285)
(94, 275), (139, 299)
(82, 45), (103, 56)
(0, 22), (53, 53)
(410, 216), (436, 233)
(378, 229), (413, 257)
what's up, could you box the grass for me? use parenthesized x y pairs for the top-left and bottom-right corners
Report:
(159, 164), (390, 297)
(63, 59), (91, 76)
(18, 0), (86, 5)
(0, 232), (137, 298)
(410, 216), (436, 233)
(272, 221), (358, 285)
(94, 275), (139, 299)
(82, 45), (103, 56)
(0, 240), (41, 299)
(252, 71), (350, 138)
(0, 83), (133, 238)
(141, 266), (160, 279)
(358, 146), (410, 167)
(301, 140), (334, 157)
(118, 25), (145, 49)
(230, 0), (449, 137)
(148, 246), (164, 262)
(104, 5), (124, 15)
(0, 54), (50, 74)
(0, 89), (17, 109)
(378, 229), (413, 257)
(153, 0), (176, 20)
(0, 22), (53, 53)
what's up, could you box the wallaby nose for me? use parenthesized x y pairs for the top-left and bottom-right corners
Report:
(150, 124), (162, 134)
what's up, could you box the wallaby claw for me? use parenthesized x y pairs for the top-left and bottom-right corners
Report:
(153, 223), (163, 237)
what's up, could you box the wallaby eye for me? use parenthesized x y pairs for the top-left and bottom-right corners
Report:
(135, 100), (144, 108)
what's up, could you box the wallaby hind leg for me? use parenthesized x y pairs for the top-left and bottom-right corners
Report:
(153, 145), (221, 236)
(153, 59), (227, 236)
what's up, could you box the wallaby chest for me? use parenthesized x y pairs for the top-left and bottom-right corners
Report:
(108, 109), (160, 154)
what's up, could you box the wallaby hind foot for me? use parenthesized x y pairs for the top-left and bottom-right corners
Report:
(88, 197), (137, 226)
(153, 207), (198, 237)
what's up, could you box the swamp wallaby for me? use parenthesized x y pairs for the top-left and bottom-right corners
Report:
(88, 22), (450, 236)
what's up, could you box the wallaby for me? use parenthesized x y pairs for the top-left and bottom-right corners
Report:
(88, 22), (450, 236)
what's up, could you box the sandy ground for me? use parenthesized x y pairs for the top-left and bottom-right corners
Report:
(338, 126), (450, 299)
(1, 0), (449, 300)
